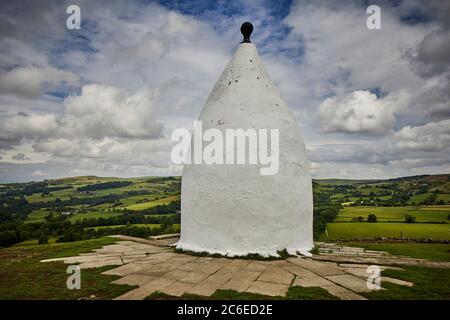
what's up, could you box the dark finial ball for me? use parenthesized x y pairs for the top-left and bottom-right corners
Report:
(240, 22), (253, 43)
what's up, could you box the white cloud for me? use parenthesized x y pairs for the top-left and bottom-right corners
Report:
(0, 83), (164, 156)
(284, 1), (433, 96)
(393, 119), (450, 152)
(318, 90), (410, 134)
(0, 0), (449, 181)
(0, 66), (79, 99)
(61, 84), (162, 139)
(307, 119), (450, 178)
(0, 112), (58, 146)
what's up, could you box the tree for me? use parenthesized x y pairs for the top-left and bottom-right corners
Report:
(367, 214), (377, 223)
(0, 231), (18, 247)
(404, 214), (416, 223)
(38, 233), (49, 244)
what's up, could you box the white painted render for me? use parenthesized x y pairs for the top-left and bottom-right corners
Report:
(176, 42), (313, 257)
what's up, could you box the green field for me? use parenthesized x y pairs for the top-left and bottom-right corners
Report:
(437, 194), (450, 202)
(336, 206), (450, 223)
(324, 222), (450, 240)
(125, 201), (162, 210)
(25, 209), (51, 223)
(125, 194), (180, 210)
(12, 237), (59, 246)
(88, 223), (180, 232)
(88, 224), (161, 230)
(68, 211), (123, 222)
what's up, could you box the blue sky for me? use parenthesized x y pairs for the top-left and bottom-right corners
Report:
(0, 0), (449, 182)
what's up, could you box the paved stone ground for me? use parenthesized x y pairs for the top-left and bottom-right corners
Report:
(41, 236), (449, 300)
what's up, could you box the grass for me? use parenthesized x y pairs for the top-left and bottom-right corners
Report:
(146, 287), (339, 300)
(362, 266), (450, 300)
(125, 201), (162, 210)
(437, 194), (450, 202)
(324, 222), (450, 240)
(0, 237), (136, 299)
(12, 237), (59, 246)
(25, 209), (51, 223)
(336, 206), (450, 223)
(25, 188), (77, 203)
(407, 193), (433, 204)
(68, 211), (122, 222)
(346, 242), (450, 262)
(87, 223), (161, 230)
(125, 194), (180, 210)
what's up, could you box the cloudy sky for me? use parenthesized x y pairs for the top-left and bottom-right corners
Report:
(0, 0), (449, 182)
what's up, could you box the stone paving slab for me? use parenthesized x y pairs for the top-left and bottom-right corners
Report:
(42, 236), (437, 300)
(187, 281), (225, 297)
(245, 261), (268, 272)
(258, 266), (294, 285)
(163, 269), (191, 280)
(341, 263), (372, 268)
(196, 261), (230, 274)
(287, 258), (346, 277)
(179, 272), (213, 284)
(284, 264), (336, 287)
(326, 275), (373, 293)
(114, 277), (176, 300)
(122, 254), (149, 264)
(112, 274), (155, 286)
(79, 258), (123, 269)
(340, 247), (365, 253)
(344, 263), (403, 271)
(178, 262), (205, 272)
(102, 263), (143, 276)
(221, 259), (250, 271)
(292, 276), (314, 287)
(159, 281), (197, 297)
(382, 276), (413, 287)
(231, 270), (263, 282)
(340, 267), (369, 278)
(203, 271), (234, 283)
(133, 252), (177, 264)
(313, 254), (450, 269)
(365, 250), (390, 255)
(322, 284), (367, 300)
(220, 279), (254, 292)
(246, 281), (289, 297)
(135, 262), (178, 277)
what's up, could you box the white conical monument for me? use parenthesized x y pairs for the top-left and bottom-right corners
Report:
(176, 22), (313, 257)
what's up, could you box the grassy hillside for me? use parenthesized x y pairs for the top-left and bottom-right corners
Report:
(336, 206), (449, 223)
(0, 237), (136, 299)
(0, 176), (181, 247)
(1, 174), (449, 300)
(1, 174), (449, 247)
(324, 223), (449, 241)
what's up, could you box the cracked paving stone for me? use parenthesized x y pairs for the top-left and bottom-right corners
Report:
(158, 281), (197, 297)
(322, 284), (367, 300)
(112, 274), (156, 286)
(186, 281), (225, 297)
(102, 263), (143, 276)
(220, 279), (254, 292)
(246, 281), (289, 296)
(326, 274), (373, 293)
(114, 277), (176, 300)
(257, 266), (294, 285)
